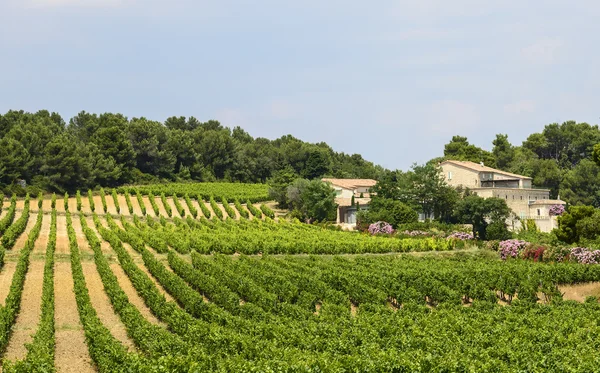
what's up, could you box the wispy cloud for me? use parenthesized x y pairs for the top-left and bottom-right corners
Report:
(424, 100), (480, 135)
(504, 100), (536, 115)
(25, 0), (125, 8)
(521, 38), (564, 65)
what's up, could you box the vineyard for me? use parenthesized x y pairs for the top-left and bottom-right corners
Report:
(0, 190), (599, 372)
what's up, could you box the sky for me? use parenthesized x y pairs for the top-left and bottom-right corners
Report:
(1, 0), (599, 170)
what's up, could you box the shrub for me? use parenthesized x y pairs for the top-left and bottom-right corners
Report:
(485, 221), (512, 241)
(521, 245), (546, 262)
(447, 232), (474, 240)
(569, 247), (600, 264)
(368, 221), (393, 235)
(498, 239), (528, 260)
(549, 204), (566, 216)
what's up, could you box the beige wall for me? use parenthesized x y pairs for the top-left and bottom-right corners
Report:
(441, 163), (480, 188)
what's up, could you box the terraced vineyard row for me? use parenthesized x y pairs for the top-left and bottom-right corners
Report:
(1, 196), (600, 371)
(4, 191), (275, 222)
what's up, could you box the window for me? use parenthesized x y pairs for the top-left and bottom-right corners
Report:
(505, 195), (508, 200)
(448, 171), (453, 180)
(520, 196), (523, 200)
(537, 209), (541, 216)
(512, 195), (515, 200)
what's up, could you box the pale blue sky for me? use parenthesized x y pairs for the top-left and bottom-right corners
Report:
(1, 0), (599, 170)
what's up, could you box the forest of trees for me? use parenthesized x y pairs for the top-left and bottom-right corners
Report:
(0, 110), (383, 194)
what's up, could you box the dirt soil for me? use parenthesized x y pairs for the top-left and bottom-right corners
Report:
(116, 194), (132, 217)
(121, 242), (176, 303)
(33, 212), (50, 255)
(55, 215), (70, 255)
(54, 261), (95, 373)
(81, 261), (136, 351)
(4, 260), (44, 360)
(559, 282), (600, 302)
(165, 198), (183, 219)
(0, 262), (17, 307)
(109, 261), (164, 326)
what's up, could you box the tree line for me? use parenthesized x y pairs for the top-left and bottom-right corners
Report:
(0, 110), (383, 194)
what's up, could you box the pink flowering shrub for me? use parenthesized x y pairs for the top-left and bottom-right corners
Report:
(368, 221), (393, 235)
(549, 204), (565, 216)
(446, 232), (474, 240)
(570, 247), (600, 264)
(498, 239), (529, 260)
(403, 230), (430, 237)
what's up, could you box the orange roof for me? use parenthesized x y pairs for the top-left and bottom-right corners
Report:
(322, 178), (377, 190)
(441, 160), (532, 180)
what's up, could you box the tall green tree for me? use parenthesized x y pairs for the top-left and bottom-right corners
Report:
(492, 134), (515, 170)
(454, 195), (511, 239)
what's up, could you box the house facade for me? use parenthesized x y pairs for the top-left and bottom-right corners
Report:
(440, 160), (565, 232)
(322, 178), (376, 225)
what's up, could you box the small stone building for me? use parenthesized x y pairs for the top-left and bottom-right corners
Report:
(321, 178), (376, 225)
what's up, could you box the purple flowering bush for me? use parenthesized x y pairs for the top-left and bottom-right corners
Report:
(569, 247), (600, 264)
(446, 232), (474, 240)
(403, 230), (430, 237)
(549, 204), (565, 216)
(498, 239), (529, 260)
(368, 221), (394, 235)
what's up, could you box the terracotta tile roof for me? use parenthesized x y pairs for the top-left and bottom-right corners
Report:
(530, 199), (566, 205)
(441, 160), (532, 180)
(322, 178), (377, 190)
(335, 197), (371, 207)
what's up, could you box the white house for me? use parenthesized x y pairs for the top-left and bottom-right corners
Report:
(322, 178), (376, 225)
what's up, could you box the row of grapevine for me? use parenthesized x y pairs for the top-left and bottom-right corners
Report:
(246, 200), (262, 218)
(209, 196), (223, 219)
(116, 182), (270, 203)
(0, 210), (43, 353)
(1, 195), (31, 250)
(111, 189), (120, 214)
(221, 197), (236, 219)
(136, 215), (458, 255)
(160, 193), (172, 217)
(74, 213), (600, 371)
(0, 195), (17, 237)
(4, 210), (57, 372)
(132, 190), (145, 216)
(65, 212), (154, 371)
(233, 199), (249, 219)
(183, 194), (197, 218)
(78, 213), (198, 368)
(260, 204), (274, 219)
(148, 192), (159, 216)
(124, 191), (134, 214)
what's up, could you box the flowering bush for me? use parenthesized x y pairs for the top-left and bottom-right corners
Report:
(403, 230), (430, 237)
(368, 221), (393, 235)
(498, 239), (529, 260)
(569, 247), (600, 264)
(446, 232), (474, 240)
(521, 245), (546, 262)
(549, 204), (565, 216)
